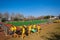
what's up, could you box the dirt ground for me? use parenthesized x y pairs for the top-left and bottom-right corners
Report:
(0, 23), (60, 40)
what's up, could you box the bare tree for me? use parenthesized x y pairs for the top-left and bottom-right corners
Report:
(11, 13), (15, 21)
(27, 16), (35, 20)
(0, 13), (3, 18)
(0, 13), (3, 22)
(3, 12), (9, 20)
(58, 14), (60, 19)
(15, 13), (24, 21)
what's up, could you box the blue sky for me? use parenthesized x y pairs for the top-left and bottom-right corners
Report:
(0, 0), (60, 17)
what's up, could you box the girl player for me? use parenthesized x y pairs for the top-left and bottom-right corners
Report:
(37, 24), (41, 33)
(28, 24), (32, 35)
(21, 26), (25, 39)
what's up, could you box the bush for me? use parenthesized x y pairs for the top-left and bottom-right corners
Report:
(1, 18), (7, 22)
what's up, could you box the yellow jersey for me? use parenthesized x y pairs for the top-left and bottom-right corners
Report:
(33, 25), (36, 28)
(22, 28), (25, 34)
(37, 25), (41, 30)
(28, 25), (32, 31)
(13, 26), (16, 31)
(10, 26), (16, 32)
(10, 27), (14, 31)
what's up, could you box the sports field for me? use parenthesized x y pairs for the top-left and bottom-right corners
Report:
(3, 23), (60, 40)
(6, 19), (48, 26)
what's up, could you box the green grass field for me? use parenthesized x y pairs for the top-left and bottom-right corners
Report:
(6, 19), (48, 26)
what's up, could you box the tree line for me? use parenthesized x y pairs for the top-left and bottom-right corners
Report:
(0, 12), (60, 22)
